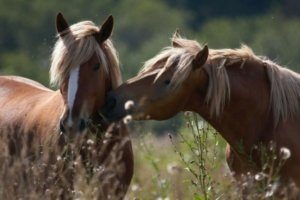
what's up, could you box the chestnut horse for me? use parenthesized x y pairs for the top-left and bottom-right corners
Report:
(0, 13), (133, 198)
(102, 33), (300, 187)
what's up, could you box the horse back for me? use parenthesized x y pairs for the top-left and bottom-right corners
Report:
(0, 76), (63, 137)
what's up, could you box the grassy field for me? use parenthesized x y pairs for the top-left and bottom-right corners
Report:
(126, 114), (297, 200)
(127, 127), (229, 199)
(0, 113), (296, 199)
(126, 114), (237, 200)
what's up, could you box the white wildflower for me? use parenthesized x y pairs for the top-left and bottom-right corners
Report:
(167, 162), (182, 175)
(280, 147), (291, 160)
(56, 156), (62, 161)
(131, 184), (140, 192)
(105, 131), (112, 138)
(87, 139), (94, 145)
(123, 115), (133, 124)
(254, 172), (267, 181)
(124, 100), (134, 111)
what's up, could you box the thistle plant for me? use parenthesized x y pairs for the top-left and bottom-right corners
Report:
(169, 112), (296, 200)
(170, 112), (220, 200)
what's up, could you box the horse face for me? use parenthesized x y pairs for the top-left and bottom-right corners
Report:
(103, 68), (191, 121)
(59, 53), (109, 134)
(56, 13), (114, 134)
(102, 46), (209, 122)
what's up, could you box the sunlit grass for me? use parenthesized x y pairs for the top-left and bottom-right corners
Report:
(0, 115), (297, 199)
(126, 115), (230, 200)
(0, 128), (130, 199)
(127, 113), (297, 200)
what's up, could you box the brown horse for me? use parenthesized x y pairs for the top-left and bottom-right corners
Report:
(102, 33), (300, 187)
(0, 13), (133, 198)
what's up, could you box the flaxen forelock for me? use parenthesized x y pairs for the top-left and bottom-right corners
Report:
(50, 20), (122, 89)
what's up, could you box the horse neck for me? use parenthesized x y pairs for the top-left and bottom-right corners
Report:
(186, 59), (273, 154)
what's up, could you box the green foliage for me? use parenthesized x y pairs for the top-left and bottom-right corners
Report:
(164, 0), (282, 27)
(112, 0), (187, 79)
(196, 14), (300, 72)
(0, 51), (48, 85)
(170, 113), (223, 200)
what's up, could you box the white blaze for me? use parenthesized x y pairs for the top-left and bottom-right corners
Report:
(67, 67), (80, 126)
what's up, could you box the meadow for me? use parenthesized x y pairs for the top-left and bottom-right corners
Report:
(0, 112), (295, 199)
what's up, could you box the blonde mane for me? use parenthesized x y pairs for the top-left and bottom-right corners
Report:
(50, 20), (122, 89)
(141, 35), (300, 125)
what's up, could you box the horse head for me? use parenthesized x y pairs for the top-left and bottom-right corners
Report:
(51, 13), (121, 135)
(101, 33), (209, 121)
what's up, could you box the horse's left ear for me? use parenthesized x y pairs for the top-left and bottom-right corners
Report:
(94, 15), (114, 44)
(172, 29), (182, 48)
(193, 45), (209, 70)
(56, 13), (69, 35)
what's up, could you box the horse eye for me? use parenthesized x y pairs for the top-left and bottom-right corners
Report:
(164, 79), (171, 85)
(93, 63), (100, 71)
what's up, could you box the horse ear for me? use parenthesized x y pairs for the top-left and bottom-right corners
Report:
(94, 15), (114, 44)
(193, 45), (209, 70)
(172, 29), (182, 48)
(56, 13), (69, 35)
(173, 29), (181, 38)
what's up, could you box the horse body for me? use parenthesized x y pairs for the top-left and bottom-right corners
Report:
(0, 13), (133, 199)
(187, 59), (300, 183)
(103, 34), (300, 186)
(0, 76), (63, 137)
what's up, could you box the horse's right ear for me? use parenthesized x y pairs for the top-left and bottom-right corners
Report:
(56, 13), (69, 35)
(94, 15), (114, 44)
(193, 45), (209, 70)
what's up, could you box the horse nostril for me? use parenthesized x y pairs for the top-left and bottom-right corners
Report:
(78, 119), (86, 132)
(59, 120), (66, 133)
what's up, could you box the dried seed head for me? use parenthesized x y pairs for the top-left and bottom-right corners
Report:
(105, 131), (113, 138)
(87, 139), (94, 145)
(131, 184), (140, 192)
(167, 162), (182, 175)
(254, 172), (267, 181)
(123, 115), (133, 124)
(124, 100), (134, 111)
(280, 147), (291, 160)
(56, 156), (62, 161)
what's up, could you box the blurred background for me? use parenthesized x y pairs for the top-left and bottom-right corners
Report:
(1, 0), (300, 135)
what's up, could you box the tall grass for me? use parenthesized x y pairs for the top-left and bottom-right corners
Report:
(127, 113), (297, 200)
(0, 114), (298, 199)
(0, 126), (130, 199)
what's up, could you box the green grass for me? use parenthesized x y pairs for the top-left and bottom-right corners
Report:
(126, 115), (231, 200)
